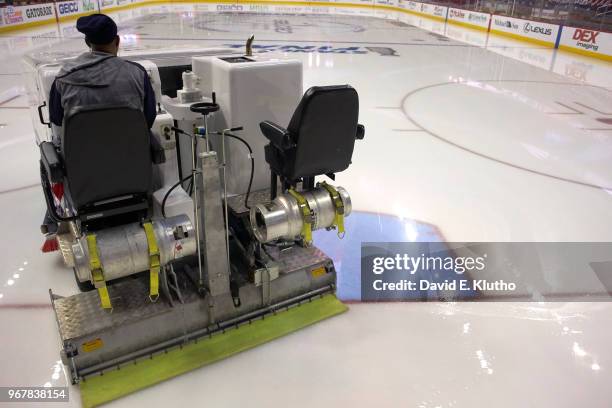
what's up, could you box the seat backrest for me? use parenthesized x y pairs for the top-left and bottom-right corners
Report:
(286, 85), (359, 179)
(62, 106), (152, 210)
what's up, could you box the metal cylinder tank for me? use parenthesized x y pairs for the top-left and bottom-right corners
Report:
(73, 215), (196, 283)
(250, 185), (352, 243)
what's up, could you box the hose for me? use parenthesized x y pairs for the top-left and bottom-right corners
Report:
(170, 126), (254, 210)
(216, 130), (254, 210)
(161, 173), (195, 218)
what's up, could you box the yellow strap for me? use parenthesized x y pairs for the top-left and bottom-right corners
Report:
(143, 222), (160, 301)
(87, 234), (112, 310)
(319, 182), (346, 238)
(287, 188), (313, 245)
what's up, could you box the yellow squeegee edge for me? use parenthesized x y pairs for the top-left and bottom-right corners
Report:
(80, 294), (348, 408)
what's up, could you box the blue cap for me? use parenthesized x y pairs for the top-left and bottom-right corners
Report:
(76, 14), (117, 45)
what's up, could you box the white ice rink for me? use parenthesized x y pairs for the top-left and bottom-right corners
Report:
(1, 3), (611, 407)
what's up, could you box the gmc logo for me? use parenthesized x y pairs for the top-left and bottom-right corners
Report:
(573, 29), (599, 43)
(59, 3), (78, 14)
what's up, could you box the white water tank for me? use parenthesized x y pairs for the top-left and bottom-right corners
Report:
(192, 54), (302, 196)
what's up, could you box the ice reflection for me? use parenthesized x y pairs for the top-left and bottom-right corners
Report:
(315, 211), (443, 301)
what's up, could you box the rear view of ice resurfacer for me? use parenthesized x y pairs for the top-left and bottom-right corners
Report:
(27, 41), (364, 406)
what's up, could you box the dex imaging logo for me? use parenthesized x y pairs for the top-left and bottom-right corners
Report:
(572, 29), (599, 51)
(523, 22), (552, 36)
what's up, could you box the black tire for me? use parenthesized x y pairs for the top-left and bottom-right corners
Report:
(74, 268), (94, 292)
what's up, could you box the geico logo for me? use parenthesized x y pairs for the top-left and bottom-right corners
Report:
(59, 3), (79, 14)
(523, 22), (552, 36)
(572, 28), (599, 44)
(26, 6), (53, 18)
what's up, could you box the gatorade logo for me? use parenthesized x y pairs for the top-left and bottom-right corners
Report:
(25, 5), (53, 19)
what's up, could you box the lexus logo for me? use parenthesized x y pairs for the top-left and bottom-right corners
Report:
(523, 22), (552, 36)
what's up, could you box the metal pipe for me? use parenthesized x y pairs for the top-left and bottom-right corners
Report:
(245, 34), (254, 57)
(221, 129), (231, 274)
(192, 132), (204, 288)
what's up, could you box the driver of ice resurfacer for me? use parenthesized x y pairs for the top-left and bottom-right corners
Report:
(48, 13), (156, 133)
(41, 14), (157, 249)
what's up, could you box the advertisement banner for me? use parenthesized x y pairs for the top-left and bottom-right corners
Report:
(81, 0), (98, 13)
(401, 0), (421, 12)
(56, 0), (96, 19)
(100, 0), (118, 10)
(22, 3), (55, 23)
(447, 7), (490, 29)
(559, 26), (612, 60)
(375, 0), (397, 7)
(419, 3), (447, 20)
(2, 6), (25, 25)
(55, 1), (81, 18)
(2, 4), (56, 26)
(491, 15), (559, 45)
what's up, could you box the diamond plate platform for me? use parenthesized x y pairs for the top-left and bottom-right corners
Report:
(53, 277), (196, 340)
(226, 188), (271, 215)
(268, 245), (331, 275)
(53, 245), (332, 342)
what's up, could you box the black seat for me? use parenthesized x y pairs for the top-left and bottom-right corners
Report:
(40, 105), (160, 227)
(260, 85), (364, 194)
